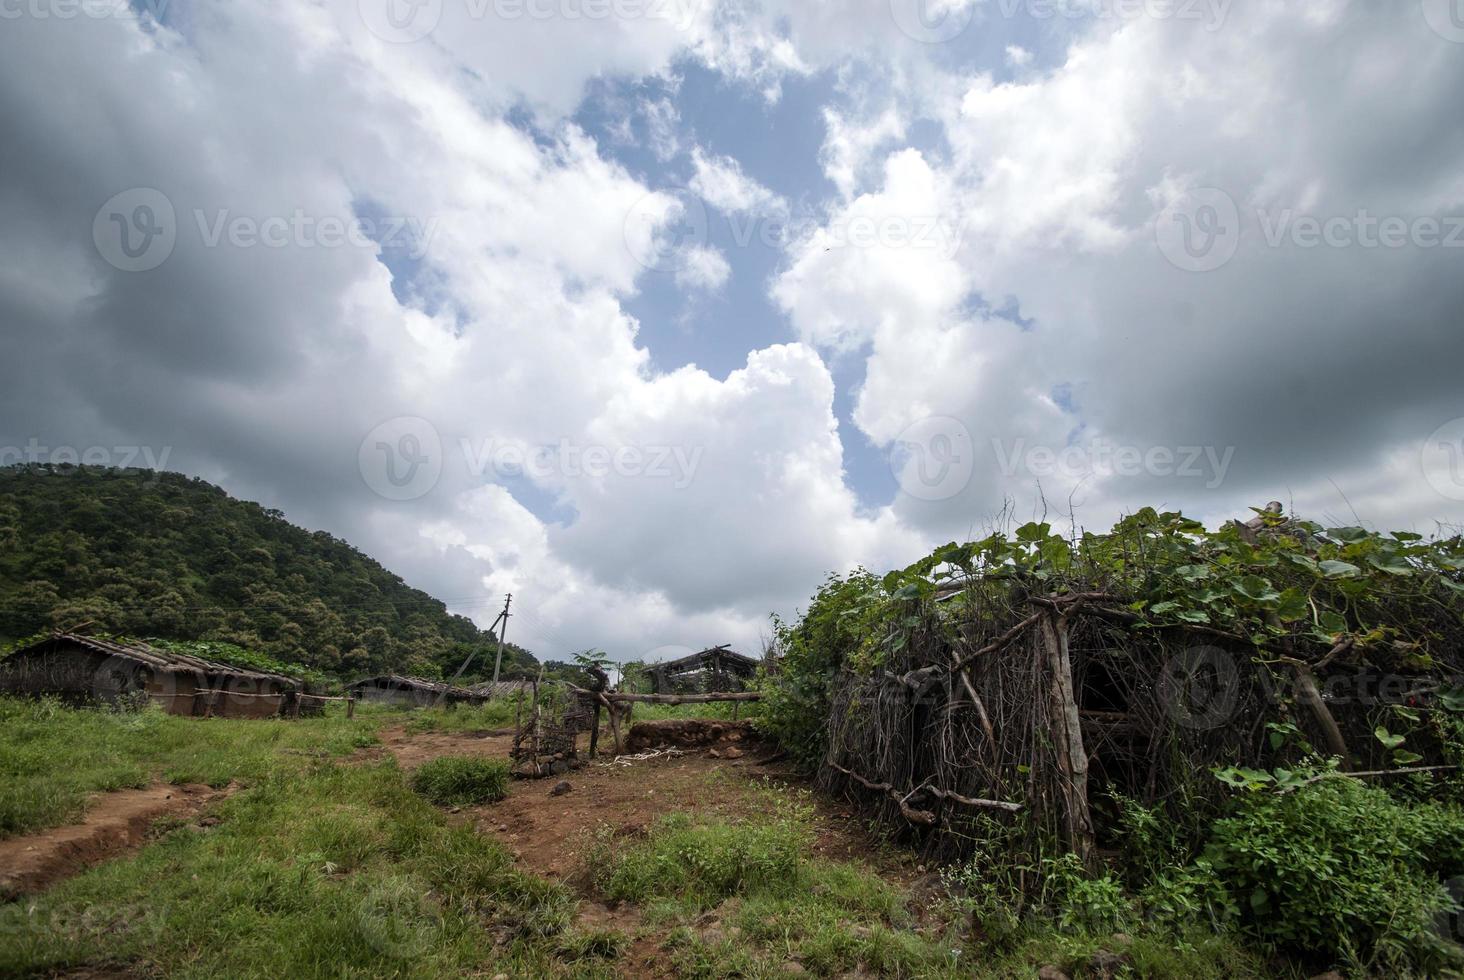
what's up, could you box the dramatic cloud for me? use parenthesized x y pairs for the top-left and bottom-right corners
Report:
(2, 0), (1460, 663)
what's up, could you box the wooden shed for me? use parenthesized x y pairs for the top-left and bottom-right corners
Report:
(647, 645), (759, 694)
(0, 633), (299, 719)
(346, 674), (483, 708)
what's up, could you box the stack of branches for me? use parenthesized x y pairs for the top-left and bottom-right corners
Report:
(809, 505), (1464, 874)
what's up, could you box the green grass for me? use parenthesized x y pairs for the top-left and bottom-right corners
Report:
(400, 697), (529, 734)
(0, 696), (379, 838)
(585, 801), (1278, 979)
(410, 756), (510, 806)
(624, 701), (753, 723)
(0, 760), (607, 979)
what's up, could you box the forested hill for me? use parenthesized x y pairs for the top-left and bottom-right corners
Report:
(0, 465), (536, 679)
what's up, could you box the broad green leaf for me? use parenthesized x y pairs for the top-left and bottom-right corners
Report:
(1319, 560), (1362, 579)
(1373, 727), (1405, 750)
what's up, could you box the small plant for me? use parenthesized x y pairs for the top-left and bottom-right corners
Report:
(409, 757), (509, 806)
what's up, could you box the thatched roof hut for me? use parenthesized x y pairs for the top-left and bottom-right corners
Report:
(0, 633), (299, 719)
(466, 679), (533, 700)
(346, 674), (483, 708)
(647, 645), (759, 693)
(787, 506), (1464, 873)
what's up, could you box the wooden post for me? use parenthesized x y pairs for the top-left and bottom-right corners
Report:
(346, 695), (356, 719)
(1040, 611), (1096, 869)
(588, 698), (602, 759)
(605, 696), (623, 756)
(291, 693), (302, 720)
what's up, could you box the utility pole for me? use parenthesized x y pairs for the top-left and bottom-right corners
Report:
(491, 593), (512, 685)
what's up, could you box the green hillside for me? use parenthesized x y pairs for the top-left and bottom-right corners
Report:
(0, 465), (534, 680)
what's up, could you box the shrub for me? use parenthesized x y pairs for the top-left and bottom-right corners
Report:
(409, 757), (509, 806)
(1203, 775), (1464, 973)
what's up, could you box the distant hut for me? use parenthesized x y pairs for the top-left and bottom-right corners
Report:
(346, 674), (483, 708)
(465, 679), (533, 700)
(0, 633), (298, 719)
(647, 645), (759, 694)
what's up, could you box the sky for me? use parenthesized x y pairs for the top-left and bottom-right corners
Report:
(1, 0), (1463, 663)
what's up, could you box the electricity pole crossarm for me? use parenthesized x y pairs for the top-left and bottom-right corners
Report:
(491, 593), (512, 685)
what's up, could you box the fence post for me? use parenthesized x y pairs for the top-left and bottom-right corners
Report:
(291, 694), (302, 720)
(1040, 611), (1096, 869)
(346, 695), (356, 719)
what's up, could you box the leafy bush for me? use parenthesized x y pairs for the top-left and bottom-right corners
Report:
(409, 756), (509, 806)
(1203, 775), (1464, 972)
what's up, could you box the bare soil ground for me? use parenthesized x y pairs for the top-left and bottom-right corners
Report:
(0, 783), (229, 900)
(367, 724), (517, 767)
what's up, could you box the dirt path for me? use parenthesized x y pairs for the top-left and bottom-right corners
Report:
(364, 724), (517, 767)
(0, 783), (228, 900)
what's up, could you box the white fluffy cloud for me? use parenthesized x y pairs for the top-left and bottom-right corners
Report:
(689, 147), (787, 216)
(2, 0), (1461, 667)
(774, 3), (1464, 540)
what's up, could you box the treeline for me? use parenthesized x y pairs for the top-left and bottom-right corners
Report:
(0, 465), (536, 679)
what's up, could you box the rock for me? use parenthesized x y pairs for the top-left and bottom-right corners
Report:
(1037, 968), (1071, 980)
(1088, 950), (1131, 978)
(549, 780), (572, 797)
(550, 760), (569, 775)
(722, 746), (744, 759)
(496, 824), (508, 832)
(707, 749), (721, 759)
(781, 962), (806, 975)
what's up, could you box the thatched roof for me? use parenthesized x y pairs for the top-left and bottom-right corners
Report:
(651, 645), (759, 675)
(347, 674), (480, 698)
(466, 679), (533, 698)
(7, 633), (298, 688)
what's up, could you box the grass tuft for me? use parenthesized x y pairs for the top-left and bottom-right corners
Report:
(409, 756), (510, 806)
